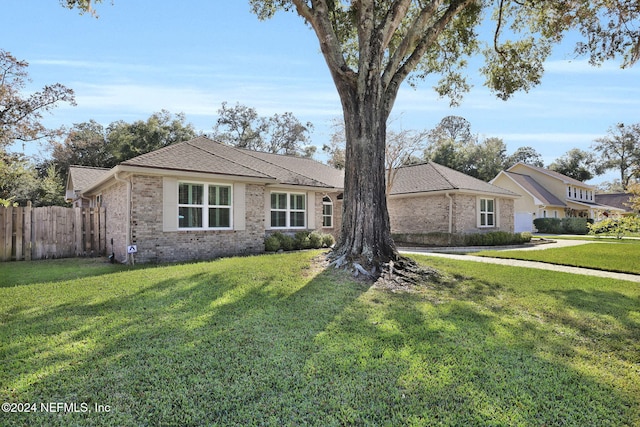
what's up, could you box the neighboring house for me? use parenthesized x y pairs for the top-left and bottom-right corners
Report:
(491, 162), (624, 232)
(388, 162), (518, 243)
(66, 137), (520, 264)
(595, 192), (637, 215)
(66, 137), (344, 263)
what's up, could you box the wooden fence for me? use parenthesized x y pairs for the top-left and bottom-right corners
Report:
(0, 204), (106, 261)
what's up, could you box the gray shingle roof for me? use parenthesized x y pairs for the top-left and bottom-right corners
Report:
(503, 171), (566, 206)
(390, 162), (518, 197)
(68, 166), (111, 192)
(508, 162), (592, 188)
(595, 193), (634, 212)
(121, 136), (344, 189)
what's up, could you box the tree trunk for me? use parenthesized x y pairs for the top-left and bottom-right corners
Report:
(330, 81), (400, 277)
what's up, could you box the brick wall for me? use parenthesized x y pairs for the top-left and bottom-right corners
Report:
(389, 193), (515, 236)
(129, 176), (267, 263)
(100, 180), (128, 262)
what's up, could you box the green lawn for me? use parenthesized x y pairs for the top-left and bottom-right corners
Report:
(1, 252), (639, 426)
(475, 240), (640, 274)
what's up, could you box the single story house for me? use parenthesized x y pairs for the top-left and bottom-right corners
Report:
(67, 136), (344, 263)
(594, 192), (637, 215)
(388, 162), (518, 244)
(66, 137), (518, 263)
(491, 162), (624, 232)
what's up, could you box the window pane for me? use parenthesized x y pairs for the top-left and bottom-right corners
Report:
(209, 208), (230, 228)
(487, 213), (495, 226)
(209, 185), (231, 206)
(480, 199), (486, 211)
(179, 207), (202, 228)
(271, 211), (286, 227)
(290, 211), (305, 227)
(487, 199), (494, 212)
(290, 194), (305, 210)
(323, 215), (332, 227)
(271, 193), (287, 209)
(179, 183), (203, 205)
(480, 214), (486, 226)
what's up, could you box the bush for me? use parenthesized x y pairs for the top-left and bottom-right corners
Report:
(589, 215), (640, 238)
(463, 231), (532, 246)
(308, 232), (323, 249)
(533, 218), (563, 234)
(561, 217), (588, 235)
(322, 233), (335, 248)
(264, 235), (280, 252)
(294, 231), (311, 250)
(266, 231), (335, 252)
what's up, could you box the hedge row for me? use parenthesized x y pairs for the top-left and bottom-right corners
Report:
(392, 231), (532, 247)
(588, 216), (640, 238)
(533, 217), (592, 234)
(265, 231), (335, 252)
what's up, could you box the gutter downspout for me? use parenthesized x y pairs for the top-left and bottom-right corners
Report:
(114, 171), (132, 264)
(445, 192), (453, 234)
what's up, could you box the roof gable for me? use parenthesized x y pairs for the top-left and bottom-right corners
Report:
(508, 162), (592, 188)
(67, 166), (111, 192)
(501, 171), (566, 206)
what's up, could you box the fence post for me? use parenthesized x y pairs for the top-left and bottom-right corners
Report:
(0, 207), (9, 261)
(24, 201), (32, 261)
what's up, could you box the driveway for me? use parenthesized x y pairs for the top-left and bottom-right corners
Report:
(399, 238), (640, 283)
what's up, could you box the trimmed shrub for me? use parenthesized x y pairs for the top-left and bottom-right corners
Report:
(561, 217), (588, 235)
(271, 232), (295, 251)
(322, 233), (335, 248)
(308, 231), (323, 249)
(294, 231), (311, 250)
(464, 231), (532, 246)
(533, 218), (563, 234)
(264, 235), (280, 252)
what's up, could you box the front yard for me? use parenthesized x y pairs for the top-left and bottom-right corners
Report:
(475, 238), (640, 274)
(1, 251), (638, 426)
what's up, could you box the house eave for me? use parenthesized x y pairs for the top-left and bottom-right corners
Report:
(389, 188), (519, 200)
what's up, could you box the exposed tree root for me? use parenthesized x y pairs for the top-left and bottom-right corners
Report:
(326, 249), (440, 289)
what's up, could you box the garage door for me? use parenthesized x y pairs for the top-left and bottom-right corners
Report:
(515, 212), (534, 233)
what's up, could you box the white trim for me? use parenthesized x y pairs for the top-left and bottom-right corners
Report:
(478, 197), (496, 228)
(322, 195), (333, 228)
(177, 180), (233, 231)
(269, 190), (307, 229)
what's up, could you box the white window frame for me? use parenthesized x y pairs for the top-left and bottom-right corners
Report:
(178, 182), (233, 230)
(478, 198), (496, 228)
(270, 191), (306, 229)
(322, 196), (333, 228)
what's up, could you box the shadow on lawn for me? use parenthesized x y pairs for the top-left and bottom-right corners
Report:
(2, 256), (638, 426)
(1, 260), (369, 426)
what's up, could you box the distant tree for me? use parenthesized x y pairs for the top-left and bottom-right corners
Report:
(593, 123), (640, 190)
(107, 110), (198, 163)
(627, 183), (640, 212)
(424, 116), (477, 175)
(212, 102), (314, 156)
(0, 151), (39, 205)
(549, 148), (598, 182)
(473, 137), (507, 181)
(35, 165), (66, 206)
(506, 146), (544, 168)
(0, 49), (75, 150)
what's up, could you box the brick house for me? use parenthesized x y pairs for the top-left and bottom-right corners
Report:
(67, 137), (518, 263)
(67, 137), (344, 263)
(388, 162), (518, 244)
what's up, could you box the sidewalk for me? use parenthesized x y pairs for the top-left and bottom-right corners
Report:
(399, 243), (640, 283)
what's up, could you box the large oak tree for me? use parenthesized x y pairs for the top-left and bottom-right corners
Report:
(65, 0), (639, 278)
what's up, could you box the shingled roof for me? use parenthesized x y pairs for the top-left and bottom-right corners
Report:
(67, 166), (111, 192)
(501, 171), (566, 207)
(118, 136), (344, 189)
(389, 162), (518, 197)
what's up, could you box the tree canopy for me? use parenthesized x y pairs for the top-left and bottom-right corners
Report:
(593, 122), (640, 190)
(0, 49), (75, 150)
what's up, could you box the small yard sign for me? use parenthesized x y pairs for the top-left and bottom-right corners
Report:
(127, 245), (138, 254)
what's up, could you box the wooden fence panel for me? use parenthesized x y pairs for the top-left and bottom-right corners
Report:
(0, 206), (106, 261)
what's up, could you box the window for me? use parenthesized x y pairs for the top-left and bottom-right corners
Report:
(271, 192), (306, 228)
(178, 182), (231, 229)
(322, 196), (333, 227)
(479, 198), (495, 227)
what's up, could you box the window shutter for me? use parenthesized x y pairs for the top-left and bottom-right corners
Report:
(163, 177), (178, 232)
(233, 183), (246, 231)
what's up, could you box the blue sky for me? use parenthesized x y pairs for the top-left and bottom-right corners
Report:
(3, 1), (640, 184)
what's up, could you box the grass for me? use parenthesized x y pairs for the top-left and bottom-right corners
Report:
(475, 240), (640, 274)
(1, 252), (639, 426)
